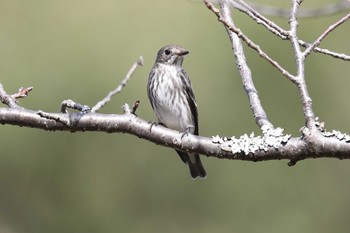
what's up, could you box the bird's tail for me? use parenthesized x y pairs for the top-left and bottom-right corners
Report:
(188, 154), (206, 179)
(176, 150), (206, 179)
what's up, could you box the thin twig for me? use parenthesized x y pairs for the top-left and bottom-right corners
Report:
(91, 56), (144, 113)
(201, 0), (350, 17)
(131, 100), (140, 115)
(60, 99), (91, 113)
(204, 0), (296, 82)
(233, 0), (289, 38)
(12, 86), (33, 100)
(0, 83), (20, 108)
(227, 0), (350, 61)
(122, 103), (132, 114)
(304, 12), (350, 58)
(299, 40), (350, 60)
(37, 110), (71, 126)
(289, 0), (317, 129)
(289, 0), (303, 66)
(238, 0), (350, 18)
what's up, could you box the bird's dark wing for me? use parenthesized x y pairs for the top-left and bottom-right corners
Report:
(180, 69), (199, 135)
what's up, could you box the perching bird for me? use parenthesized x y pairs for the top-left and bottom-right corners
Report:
(147, 44), (206, 179)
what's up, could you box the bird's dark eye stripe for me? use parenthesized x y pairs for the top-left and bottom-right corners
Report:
(164, 49), (170, 55)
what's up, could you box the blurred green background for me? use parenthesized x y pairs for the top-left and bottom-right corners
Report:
(1, 0), (350, 232)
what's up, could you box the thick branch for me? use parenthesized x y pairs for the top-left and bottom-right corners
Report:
(1, 107), (350, 164)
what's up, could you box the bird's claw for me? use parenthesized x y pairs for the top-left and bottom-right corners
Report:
(180, 131), (189, 140)
(149, 121), (164, 132)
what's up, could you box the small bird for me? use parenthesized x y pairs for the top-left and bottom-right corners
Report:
(147, 44), (206, 179)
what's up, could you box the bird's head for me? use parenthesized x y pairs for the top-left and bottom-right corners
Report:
(155, 44), (189, 66)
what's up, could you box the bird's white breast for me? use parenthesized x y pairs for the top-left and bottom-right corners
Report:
(154, 64), (194, 133)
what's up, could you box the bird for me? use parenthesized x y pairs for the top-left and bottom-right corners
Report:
(147, 44), (206, 179)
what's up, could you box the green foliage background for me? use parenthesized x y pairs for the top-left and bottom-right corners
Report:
(0, 0), (350, 232)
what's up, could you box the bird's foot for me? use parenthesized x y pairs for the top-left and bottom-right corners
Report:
(180, 125), (194, 139)
(148, 121), (165, 133)
(180, 131), (189, 140)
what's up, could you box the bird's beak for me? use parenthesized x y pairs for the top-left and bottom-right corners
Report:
(178, 50), (189, 56)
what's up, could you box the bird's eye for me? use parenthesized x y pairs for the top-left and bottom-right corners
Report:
(164, 49), (171, 55)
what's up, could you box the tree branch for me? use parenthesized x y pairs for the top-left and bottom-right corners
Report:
(288, 0), (316, 129)
(91, 56), (144, 113)
(225, 0), (350, 61)
(204, 0), (296, 81)
(204, 0), (275, 130)
(1, 106), (350, 165)
(205, 0), (349, 132)
(237, 0), (350, 18)
(0, 83), (21, 108)
(303, 12), (350, 58)
(1, 1), (350, 172)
